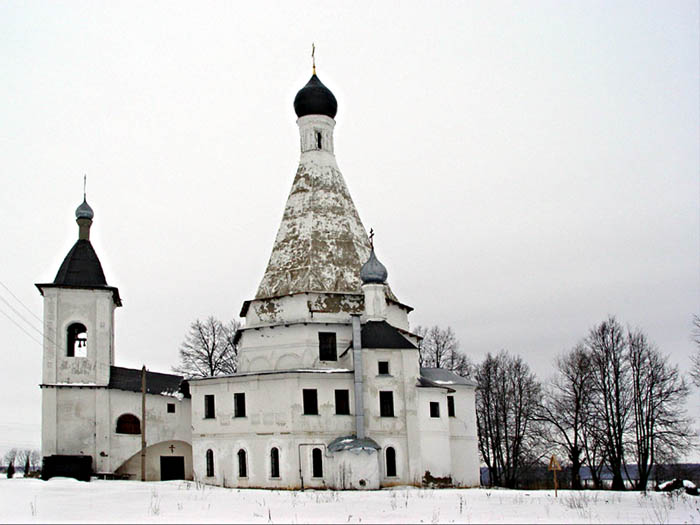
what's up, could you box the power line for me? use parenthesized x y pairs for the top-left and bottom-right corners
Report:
(0, 289), (60, 351)
(0, 279), (42, 323)
(0, 294), (43, 336)
(0, 307), (43, 347)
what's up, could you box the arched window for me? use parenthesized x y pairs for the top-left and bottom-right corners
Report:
(237, 449), (247, 478)
(386, 446), (397, 477)
(206, 449), (214, 477)
(115, 414), (140, 434)
(270, 447), (280, 478)
(316, 131), (322, 149)
(67, 323), (87, 357)
(312, 448), (323, 478)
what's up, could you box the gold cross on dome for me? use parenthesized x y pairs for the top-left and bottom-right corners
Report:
(312, 43), (316, 74)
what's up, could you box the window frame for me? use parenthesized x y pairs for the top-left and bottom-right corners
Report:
(318, 332), (337, 361)
(311, 448), (323, 478)
(303, 389), (319, 415)
(206, 449), (215, 477)
(377, 361), (390, 375)
(234, 392), (246, 418)
(334, 389), (350, 415)
(237, 449), (247, 478)
(379, 391), (394, 417)
(385, 446), (397, 477)
(270, 447), (280, 479)
(115, 413), (141, 435)
(447, 395), (455, 417)
(204, 394), (216, 419)
(430, 401), (440, 418)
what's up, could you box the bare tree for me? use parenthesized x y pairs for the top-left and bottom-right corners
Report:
(627, 328), (693, 490)
(475, 350), (543, 488)
(580, 415), (607, 489)
(691, 315), (700, 387)
(538, 344), (593, 489)
(3, 449), (17, 478)
(172, 317), (240, 378)
(415, 325), (472, 377)
(3, 448), (18, 466)
(30, 450), (41, 471)
(14, 449), (32, 475)
(586, 316), (631, 491)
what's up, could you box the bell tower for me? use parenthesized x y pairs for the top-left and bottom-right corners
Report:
(36, 195), (121, 460)
(36, 196), (121, 386)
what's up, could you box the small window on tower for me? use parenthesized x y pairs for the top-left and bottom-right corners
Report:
(318, 332), (337, 361)
(167, 403), (176, 414)
(67, 323), (88, 358)
(378, 361), (390, 375)
(430, 401), (440, 418)
(316, 131), (322, 149)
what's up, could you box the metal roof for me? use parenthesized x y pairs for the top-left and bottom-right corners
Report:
(108, 366), (189, 398)
(53, 239), (107, 287)
(419, 367), (477, 387)
(328, 435), (381, 453)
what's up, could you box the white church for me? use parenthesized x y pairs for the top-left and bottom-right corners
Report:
(36, 64), (480, 489)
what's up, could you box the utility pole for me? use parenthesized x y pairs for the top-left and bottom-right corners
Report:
(141, 365), (147, 482)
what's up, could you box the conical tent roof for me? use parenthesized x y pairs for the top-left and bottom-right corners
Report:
(256, 162), (372, 298)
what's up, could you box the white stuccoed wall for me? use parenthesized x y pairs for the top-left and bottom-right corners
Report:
(238, 292), (411, 374)
(448, 385), (480, 487)
(40, 283), (193, 479)
(416, 388), (453, 479)
(191, 372), (357, 488)
(42, 385), (192, 477)
(41, 287), (116, 386)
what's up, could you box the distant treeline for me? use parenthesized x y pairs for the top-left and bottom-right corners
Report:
(417, 315), (700, 491)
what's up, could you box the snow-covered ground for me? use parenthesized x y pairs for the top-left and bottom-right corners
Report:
(1, 478), (699, 524)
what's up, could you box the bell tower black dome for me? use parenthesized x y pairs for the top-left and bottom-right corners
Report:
(294, 73), (338, 119)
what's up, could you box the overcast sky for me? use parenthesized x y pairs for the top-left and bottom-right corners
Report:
(1, 1), (698, 459)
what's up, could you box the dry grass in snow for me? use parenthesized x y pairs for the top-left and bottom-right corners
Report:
(1, 478), (699, 523)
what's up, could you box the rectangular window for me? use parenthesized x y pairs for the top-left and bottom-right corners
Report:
(319, 332), (337, 361)
(430, 401), (440, 418)
(447, 396), (455, 417)
(204, 394), (215, 419)
(234, 393), (246, 418)
(379, 391), (394, 417)
(335, 389), (350, 415)
(378, 361), (390, 375)
(303, 389), (318, 415)
(167, 403), (176, 414)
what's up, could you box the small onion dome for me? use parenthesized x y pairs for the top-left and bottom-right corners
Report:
(360, 248), (388, 285)
(75, 198), (94, 220)
(294, 73), (338, 119)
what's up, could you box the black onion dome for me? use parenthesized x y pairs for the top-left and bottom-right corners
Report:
(294, 74), (338, 118)
(360, 248), (388, 285)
